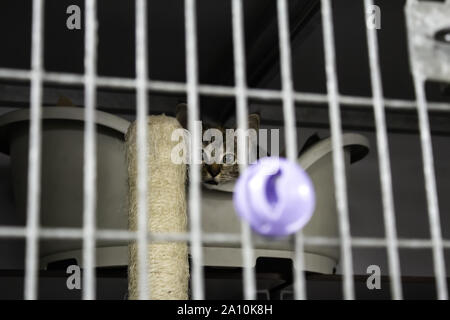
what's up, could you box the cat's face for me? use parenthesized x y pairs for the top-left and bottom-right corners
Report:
(201, 126), (239, 185)
(176, 103), (260, 186)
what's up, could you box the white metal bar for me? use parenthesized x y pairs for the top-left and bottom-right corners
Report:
(0, 68), (31, 80)
(364, 0), (402, 300)
(412, 75), (448, 300)
(3, 225), (450, 248)
(82, 0), (98, 300)
(0, 226), (28, 238)
(185, 0), (205, 300)
(277, 0), (298, 162)
(1, 67), (450, 111)
(135, 0), (150, 300)
(276, 0), (306, 300)
(321, 0), (355, 300)
(24, 0), (44, 301)
(231, 0), (257, 300)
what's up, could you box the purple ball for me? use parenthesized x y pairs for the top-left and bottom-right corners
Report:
(233, 157), (315, 237)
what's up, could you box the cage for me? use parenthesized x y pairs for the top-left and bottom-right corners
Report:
(0, 0), (449, 300)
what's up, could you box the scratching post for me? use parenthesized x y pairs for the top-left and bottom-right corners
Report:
(126, 115), (189, 300)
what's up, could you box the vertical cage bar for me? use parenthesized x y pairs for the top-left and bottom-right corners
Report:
(364, 0), (402, 300)
(412, 75), (448, 300)
(320, 0), (355, 300)
(24, 0), (44, 300)
(185, 0), (205, 300)
(135, 0), (150, 300)
(231, 0), (257, 300)
(276, 0), (306, 300)
(82, 0), (98, 300)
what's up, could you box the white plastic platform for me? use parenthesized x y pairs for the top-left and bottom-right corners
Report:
(0, 107), (369, 274)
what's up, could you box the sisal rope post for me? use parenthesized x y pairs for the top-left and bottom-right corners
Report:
(126, 115), (189, 300)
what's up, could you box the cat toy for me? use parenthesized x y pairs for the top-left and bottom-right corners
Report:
(233, 157), (315, 237)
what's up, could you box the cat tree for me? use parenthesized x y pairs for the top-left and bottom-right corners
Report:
(126, 115), (189, 300)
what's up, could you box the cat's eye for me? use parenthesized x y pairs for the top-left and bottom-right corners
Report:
(222, 153), (235, 165)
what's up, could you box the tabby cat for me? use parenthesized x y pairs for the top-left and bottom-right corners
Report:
(175, 103), (260, 188)
(175, 103), (321, 189)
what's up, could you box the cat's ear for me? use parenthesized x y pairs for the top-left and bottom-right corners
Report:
(176, 103), (188, 129)
(57, 95), (75, 107)
(248, 113), (260, 131)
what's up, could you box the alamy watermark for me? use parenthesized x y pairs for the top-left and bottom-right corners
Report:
(65, 4), (381, 31)
(66, 265), (81, 290)
(171, 123), (280, 165)
(366, 5), (381, 30)
(366, 264), (381, 290)
(66, 5), (81, 30)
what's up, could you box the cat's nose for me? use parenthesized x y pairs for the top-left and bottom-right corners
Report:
(207, 164), (221, 177)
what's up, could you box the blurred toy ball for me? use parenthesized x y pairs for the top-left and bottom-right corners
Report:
(233, 157), (315, 237)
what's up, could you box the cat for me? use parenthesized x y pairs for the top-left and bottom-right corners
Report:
(175, 103), (260, 188)
(175, 103), (322, 189)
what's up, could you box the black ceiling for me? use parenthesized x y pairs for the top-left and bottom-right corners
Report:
(0, 0), (448, 123)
